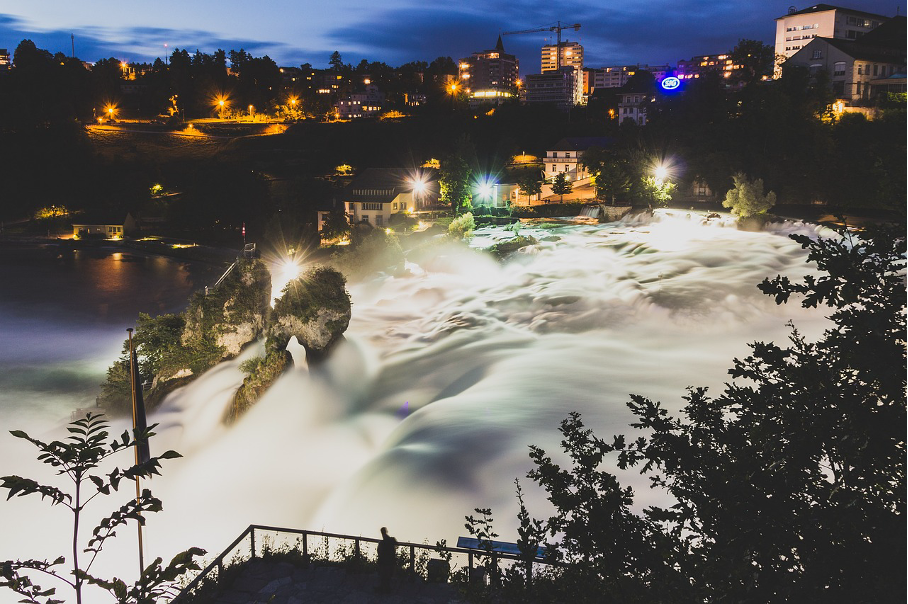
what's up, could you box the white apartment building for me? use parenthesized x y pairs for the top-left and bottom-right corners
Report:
(774, 4), (888, 71)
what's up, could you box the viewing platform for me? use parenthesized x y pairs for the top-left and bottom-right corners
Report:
(174, 525), (553, 604)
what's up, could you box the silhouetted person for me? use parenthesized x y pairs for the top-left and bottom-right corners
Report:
(376, 526), (397, 594)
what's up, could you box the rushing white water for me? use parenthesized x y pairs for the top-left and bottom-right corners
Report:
(0, 210), (837, 602)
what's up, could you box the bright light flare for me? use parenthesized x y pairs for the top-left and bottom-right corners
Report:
(271, 256), (304, 306)
(411, 176), (427, 195)
(476, 179), (495, 200)
(654, 166), (668, 181)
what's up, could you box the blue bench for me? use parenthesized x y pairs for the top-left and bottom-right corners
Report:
(456, 536), (546, 560)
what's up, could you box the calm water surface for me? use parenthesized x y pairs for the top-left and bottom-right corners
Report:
(0, 244), (225, 427)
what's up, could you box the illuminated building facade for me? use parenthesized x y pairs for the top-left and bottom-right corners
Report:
(541, 41), (583, 104)
(0, 48), (10, 70)
(543, 137), (614, 181)
(774, 4), (889, 66)
(344, 168), (439, 226)
(335, 84), (385, 119)
(458, 36), (519, 104)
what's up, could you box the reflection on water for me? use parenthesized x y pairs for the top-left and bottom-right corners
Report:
(0, 213), (837, 602)
(0, 245), (225, 426)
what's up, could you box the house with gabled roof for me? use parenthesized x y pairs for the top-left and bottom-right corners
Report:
(343, 168), (439, 227)
(71, 212), (137, 239)
(787, 16), (906, 103)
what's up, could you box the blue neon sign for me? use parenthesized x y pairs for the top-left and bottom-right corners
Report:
(661, 76), (681, 91)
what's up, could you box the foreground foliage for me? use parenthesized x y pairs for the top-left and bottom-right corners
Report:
(477, 226), (906, 602)
(0, 413), (205, 604)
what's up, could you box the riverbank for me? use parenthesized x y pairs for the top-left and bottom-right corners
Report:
(0, 234), (241, 266)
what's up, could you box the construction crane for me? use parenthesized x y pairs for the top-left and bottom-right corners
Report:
(502, 21), (581, 70)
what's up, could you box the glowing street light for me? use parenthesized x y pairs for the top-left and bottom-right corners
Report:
(411, 174), (428, 211)
(654, 165), (668, 183)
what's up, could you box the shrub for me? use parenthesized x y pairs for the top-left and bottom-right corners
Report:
(723, 172), (777, 218)
(448, 212), (475, 239)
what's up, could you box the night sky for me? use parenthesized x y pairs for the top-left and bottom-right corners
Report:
(1, 1), (901, 72)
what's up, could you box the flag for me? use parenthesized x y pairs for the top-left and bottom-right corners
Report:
(130, 350), (151, 465)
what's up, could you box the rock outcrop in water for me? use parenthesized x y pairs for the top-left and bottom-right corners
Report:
(228, 266), (350, 422)
(268, 265), (352, 358)
(100, 259), (350, 421)
(228, 349), (294, 422)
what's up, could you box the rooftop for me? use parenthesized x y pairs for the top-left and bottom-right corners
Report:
(776, 4), (891, 20)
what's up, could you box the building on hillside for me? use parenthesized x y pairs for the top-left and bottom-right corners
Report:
(617, 91), (651, 126)
(0, 48), (10, 70)
(541, 41), (584, 104)
(458, 36), (519, 105)
(774, 4), (889, 73)
(675, 53), (746, 83)
(335, 84), (385, 119)
(343, 168), (439, 227)
(586, 64), (672, 91)
(543, 137), (614, 182)
(786, 16), (906, 103)
(525, 67), (579, 109)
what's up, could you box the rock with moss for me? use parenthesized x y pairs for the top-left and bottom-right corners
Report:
(228, 350), (294, 422)
(181, 258), (272, 367)
(269, 265), (351, 359)
(488, 235), (538, 259)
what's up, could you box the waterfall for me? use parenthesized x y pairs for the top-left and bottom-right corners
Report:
(0, 210), (836, 599)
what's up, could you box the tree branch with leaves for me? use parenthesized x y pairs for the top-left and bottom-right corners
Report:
(1, 413), (205, 604)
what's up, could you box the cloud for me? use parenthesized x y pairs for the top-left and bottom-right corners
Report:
(3, 0), (900, 70)
(0, 13), (316, 64)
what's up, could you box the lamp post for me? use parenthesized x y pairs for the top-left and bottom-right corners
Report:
(448, 83), (458, 111)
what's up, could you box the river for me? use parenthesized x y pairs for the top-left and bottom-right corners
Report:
(0, 211), (835, 602)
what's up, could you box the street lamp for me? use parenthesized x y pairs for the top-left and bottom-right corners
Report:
(654, 165), (668, 184)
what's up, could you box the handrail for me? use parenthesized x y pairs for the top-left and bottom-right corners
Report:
(212, 260), (237, 290)
(173, 524), (553, 602)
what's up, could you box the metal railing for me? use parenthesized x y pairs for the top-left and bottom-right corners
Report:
(173, 524), (554, 602)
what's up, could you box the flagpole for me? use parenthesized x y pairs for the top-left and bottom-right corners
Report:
(127, 328), (146, 582)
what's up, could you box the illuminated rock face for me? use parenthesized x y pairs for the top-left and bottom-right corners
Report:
(230, 266), (350, 421)
(181, 258), (272, 361)
(268, 266), (351, 359)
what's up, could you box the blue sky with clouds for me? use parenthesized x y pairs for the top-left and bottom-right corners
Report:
(0, 1), (900, 71)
